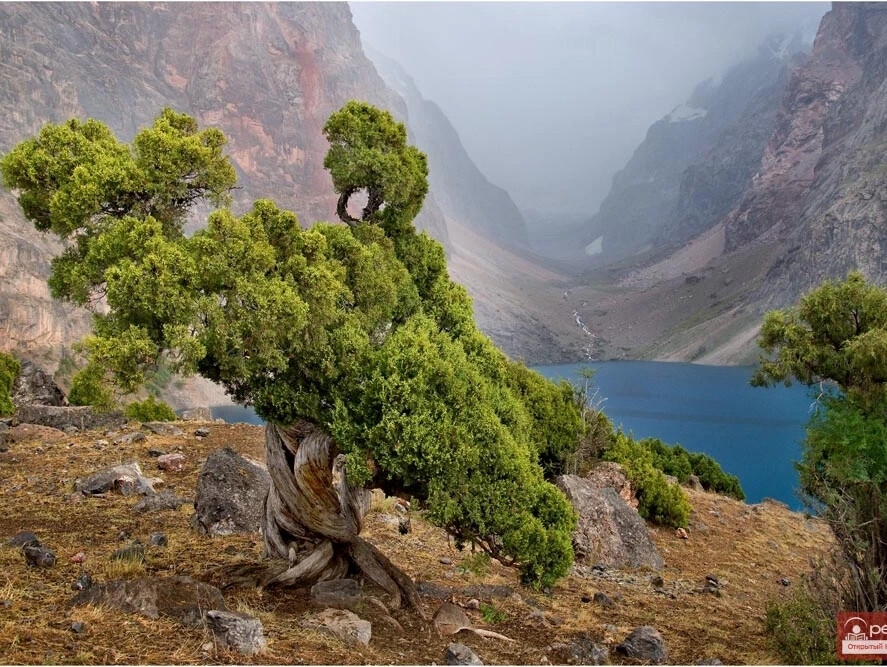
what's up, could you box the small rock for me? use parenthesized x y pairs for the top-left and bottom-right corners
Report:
(694, 659), (723, 665)
(194, 427), (210, 437)
(148, 532), (168, 548)
(8, 531), (41, 548)
(440, 557), (453, 565)
(465, 598), (480, 610)
(650, 575), (664, 588)
(75, 462), (161, 496)
(444, 642), (483, 665)
(114, 432), (146, 446)
(133, 489), (184, 514)
(205, 610), (266, 655)
(616, 626), (667, 664)
(552, 637), (609, 665)
(70, 621), (86, 634)
(686, 474), (704, 491)
(309, 608), (371, 646)
(676, 527), (689, 539)
(778, 577), (791, 586)
(311, 578), (362, 608)
(23, 544), (56, 568)
(398, 516), (411, 534)
(143, 422), (184, 437)
(95, 440), (109, 448)
(593, 591), (616, 608)
(157, 453), (186, 472)
(67, 492), (84, 504)
(146, 449), (166, 458)
(64, 425), (79, 435)
(117, 531), (131, 542)
(705, 574), (721, 588)
(70, 552), (86, 564)
(111, 542), (145, 563)
(72, 573), (93, 591)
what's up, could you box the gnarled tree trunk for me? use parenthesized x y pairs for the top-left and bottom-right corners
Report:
(256, 421), (423, 615)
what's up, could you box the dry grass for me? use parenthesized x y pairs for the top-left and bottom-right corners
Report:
(0, 421), (832, 664)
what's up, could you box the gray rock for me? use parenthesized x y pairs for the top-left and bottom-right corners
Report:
(14, 405), (125, 432)
(206, 610), (266, 655)
(72, 573), (93, 591)
(556, 475), (664, 571)
(445, 642), (483, 665)
(75, 462), (161, 497)
(69, 621), (86, 634)
(308, 608), (371, 646)
(111, 542), (145, 563)
(134, 490), (185, 514)
(779, 577), (791, 586)
(8, 531), (40, 548)
(311, 578), (362, 608)
(616, 626), (667, 664)
(694, 659), (723, 665)
(69, 576), (228, 626)
(143, 422), (184, 437)
(180, 407), (212, 421)
(113, 432), (146, 445)
(194, 427), (210, 437)
(12, 360), (66, 407)
(686, 474), (704, 491)
(552, 637), (609, 665)
(23, 544), (56, 568)
(147, 448), (166, 458)
(148, 532), (168, 548)
(593, 592), (616, 608)
(191, 448), (270, 536)
(157, 452), (186, 471)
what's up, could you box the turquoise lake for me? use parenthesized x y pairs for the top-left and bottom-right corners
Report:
(534, 361), (815, 509)
(211, 360), (816, 509)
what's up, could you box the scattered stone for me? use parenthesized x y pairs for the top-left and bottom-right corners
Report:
(70, 576), (228, 626)
(64, 425), (79, 434)
(111, 542), (145, 563)
(676, 527), (689, 539)
(143, 422), (185, 437)
(11, 360), (67, 407)
(194, 427), (210, 437)
(552, 637), (609, 665)
(705, 574), (721, 587)
(311, 579), (362, 609)
(72, 573), (93, 591)
(148, 532), (168, 548)
(23, 544), (56, 568)
(133, 489), (185, 514)
(8, 531), (40, 548)
(465, 598), (480, 610)
(205, 610), (266, 655)
(444, 642), (483, 665)
(308, 608), (371, 646)
(616, 626), (667, 664)
(778, 577), (791, 586)
(75, 462), (162, 497)
(69, 621), (86, 634)
(180, 407), (212, 421)
(556, 475), (663, 571)
(593, 591), (616, 608)
(14, 405), (125, 432)
(157, 453), (186, 472)
(147, 448), (166, 458)
(440, 557), (453, 565)
(70, 552), (86, 564)
(191, 448), (270, 536)
(650, 575), (664, 588)
(113, 432), (146, 446)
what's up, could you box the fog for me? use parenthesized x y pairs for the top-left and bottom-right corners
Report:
(350, 2), (827, 220)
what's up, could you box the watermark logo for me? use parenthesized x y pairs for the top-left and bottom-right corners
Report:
(838, 612), (887, 660)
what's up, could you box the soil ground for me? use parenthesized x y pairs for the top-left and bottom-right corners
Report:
(0, 421), (832, 665)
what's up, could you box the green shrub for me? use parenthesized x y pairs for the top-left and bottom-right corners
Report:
(458, 551), (492, 577)
(764, 591), (837, 665)
(68, 364), (115, 412)
(0, 351), (21, 416)
(640, 437), (745, 501)
(603, 433), (691, 528)
(479, 602), (508, 624)
(125, 396), (177, 422)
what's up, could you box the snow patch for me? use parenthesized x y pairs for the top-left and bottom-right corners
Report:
(585, 235), (603, 256)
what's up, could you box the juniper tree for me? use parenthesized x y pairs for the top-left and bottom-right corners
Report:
(1, 103), (585, 610)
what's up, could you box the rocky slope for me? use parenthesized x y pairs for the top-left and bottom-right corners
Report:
(0, 2), (456, 374)
(367, 47), (530, 250)
(582, 34), (808, 265)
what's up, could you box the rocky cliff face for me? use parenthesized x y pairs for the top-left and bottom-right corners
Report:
(367, 47), (529, 249)
(0, 2), (453, 364)
(584, 35), (807, 265)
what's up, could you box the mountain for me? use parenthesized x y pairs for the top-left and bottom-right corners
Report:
(365, 47), (529, 249)
(582, 35), (809, 265)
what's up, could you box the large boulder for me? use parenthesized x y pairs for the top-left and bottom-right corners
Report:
(75, 462), (162, 496)
(206, 610), (266, 655)
(556, 474), (663, 571)
(616, 626), (668, 664)
(14, 404), (126, 432)
(191, 448), (270, 536)
(69, 576), (227, 626)
(586, 461), (637, 508)
(12, 360), (66, 407)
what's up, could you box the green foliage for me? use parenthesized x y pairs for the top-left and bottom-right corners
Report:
(603, 434), (691, 528)
(125, 396), (177, 422)
(2, 105), (586, 589)
(764, 592), (836, 665)
(68, 363), (114, 412)
(479, 602), (508, 625)
(0, 351), (21, 417)
(458, 551), (492, 577)
(640, 437), (745, 501)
